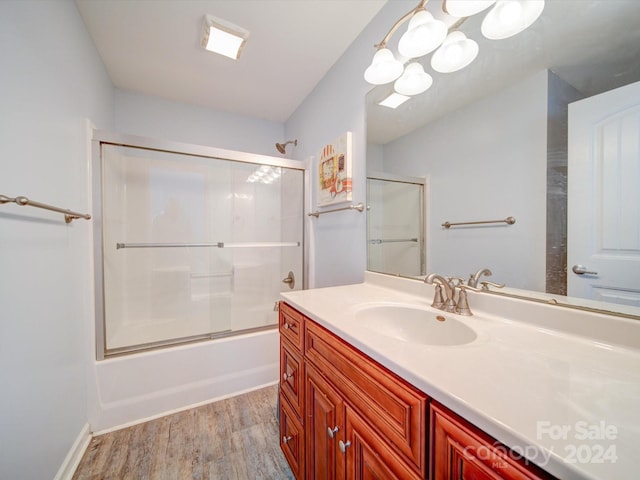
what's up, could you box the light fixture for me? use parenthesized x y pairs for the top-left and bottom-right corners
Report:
(443, 0), (496, 18)
(394, 62), (433, 95)
(431, 31), (479, 73)
(201, 14), (249, 60)
(378, 92), (411, 109)
(398, 10), (447, 58)
(366, 0), (544, 103)
(364, 48), (404, 85)
(481, 0), (545, 40)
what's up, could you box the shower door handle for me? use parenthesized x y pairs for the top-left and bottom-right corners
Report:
(282, 271), (295, 289)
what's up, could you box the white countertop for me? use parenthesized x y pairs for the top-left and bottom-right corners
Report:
(281, 272), (640, 480)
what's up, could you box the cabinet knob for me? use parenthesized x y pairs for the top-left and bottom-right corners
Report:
(282, 435), (293, 444)
(282, 372), (293, 382)
(327, 426), (339, 438)
(339, 440), (351, 453)
(283, 322), (291, 330)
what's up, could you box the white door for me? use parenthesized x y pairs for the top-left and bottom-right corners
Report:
(568, 81), (640, 305)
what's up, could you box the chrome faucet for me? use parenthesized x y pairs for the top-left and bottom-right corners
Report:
(468, 268), (492, 288)
(424, 274), (457, 313)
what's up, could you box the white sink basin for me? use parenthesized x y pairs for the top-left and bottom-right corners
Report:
(355, 305), (477, 346)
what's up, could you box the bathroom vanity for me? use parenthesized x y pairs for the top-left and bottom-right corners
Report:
(278, 272), (640, 480)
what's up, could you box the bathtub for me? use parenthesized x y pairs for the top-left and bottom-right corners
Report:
(87, 328), (279, 433)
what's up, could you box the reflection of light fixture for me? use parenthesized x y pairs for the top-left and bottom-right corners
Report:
(431, 31), (479, 73)
(482, 0), (545, 39)
(201, 14), (249, 60)
(398, 10), (447, 58)
(378, 92), (411, 109)
(443, 0), (496, 17)
(394, 62), (433, 95)
(366, 0), (544, 103)
(364, 48), (404, 85)
(247, 165), (282, 184)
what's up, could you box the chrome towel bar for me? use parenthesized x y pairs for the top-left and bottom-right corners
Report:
(441, 216), (515, 229)
(368, 238), (418, 244)
(308, 202), (364, 218)
(0, 194), (91, 223)
(116, 241), (300, 250)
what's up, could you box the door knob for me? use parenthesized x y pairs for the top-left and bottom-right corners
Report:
(572, 265), (598, 275)
(282, 271), (295, 289)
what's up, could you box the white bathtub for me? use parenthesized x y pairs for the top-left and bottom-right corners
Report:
(87, 328), (279, 433)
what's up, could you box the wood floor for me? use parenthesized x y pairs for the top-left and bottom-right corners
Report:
(73, 384), (294, 480)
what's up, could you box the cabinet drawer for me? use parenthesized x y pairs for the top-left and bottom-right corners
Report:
(280, 337), (304, 419)
(431, 402), (555, 480)
(280, 392), (305, 480)
(280, 301), (304, 351)
(305, 319), (428, 476)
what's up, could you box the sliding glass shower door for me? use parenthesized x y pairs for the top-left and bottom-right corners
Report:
(98, 143), (304, 356)
(367, 175), (425, 277)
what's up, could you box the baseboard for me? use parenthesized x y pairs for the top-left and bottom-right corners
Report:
(53, 423), (92, 480)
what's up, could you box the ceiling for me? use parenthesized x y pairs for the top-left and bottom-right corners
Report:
(75, 0), (387, 123)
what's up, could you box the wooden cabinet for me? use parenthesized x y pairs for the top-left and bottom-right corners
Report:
(279, 301), (428, 480)
(279, 302), (306, 479)
(431, 402), (555, 480)
(279, 301), (554, 480)
(304, 319), (428, 477)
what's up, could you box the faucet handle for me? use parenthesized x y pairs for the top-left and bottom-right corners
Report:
(431, 283), (445, 309)
(447, 276), (466, 286)
(480, 281), (505, 291)
(455, 285), (475, 315)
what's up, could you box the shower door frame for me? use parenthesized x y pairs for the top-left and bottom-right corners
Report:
(366, 171), (428, 277)
(91, 130), (309, 360)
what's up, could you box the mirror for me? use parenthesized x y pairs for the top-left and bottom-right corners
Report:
(366, 0), (640, 317)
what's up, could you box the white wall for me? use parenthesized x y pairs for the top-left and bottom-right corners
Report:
(0, 1), (114, 479)
(382, 71), (549, 291)
(285, 0), (415, 288)
(115, 89), (285, 157)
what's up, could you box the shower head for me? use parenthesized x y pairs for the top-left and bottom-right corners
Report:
(275, 139), (297, 154)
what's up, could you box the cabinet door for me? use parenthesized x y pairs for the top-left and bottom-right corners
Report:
(343, 406), (422, 480)
(431, 403), (555, 480)
(305, 364), (345, 480)
(305, 320), (427, 475)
